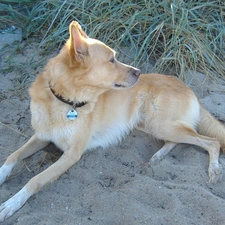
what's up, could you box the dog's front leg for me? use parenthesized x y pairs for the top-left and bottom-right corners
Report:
(0, 146), (84, 222)
(0, 134), (49, 185)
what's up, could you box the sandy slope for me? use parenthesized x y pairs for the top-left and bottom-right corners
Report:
(0, 43), (225, 225)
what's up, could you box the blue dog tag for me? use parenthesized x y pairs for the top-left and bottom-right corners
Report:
(67, 109), (78, 120)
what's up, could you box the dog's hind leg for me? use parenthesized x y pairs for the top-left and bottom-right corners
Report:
(0, 134), (49, 185)
(154, 121), (222, 183)
(150, 142), (178, 164)
(0, 147), (83, 221)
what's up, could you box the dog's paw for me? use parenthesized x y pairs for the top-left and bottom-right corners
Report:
(0, 171), (8, 186)
(0, 200), (15, 222)
(149, 152), (164, 165)
(0, 187), (30, 222)
(208, 162), (223, 184)
(0, 164), (13, 185)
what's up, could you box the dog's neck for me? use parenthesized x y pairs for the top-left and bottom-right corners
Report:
(49, 84), (87, 109)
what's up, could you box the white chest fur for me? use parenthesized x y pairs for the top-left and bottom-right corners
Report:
(30, 100), (140, 152)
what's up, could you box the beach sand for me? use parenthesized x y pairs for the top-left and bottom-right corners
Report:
(1, 42), (225, 225)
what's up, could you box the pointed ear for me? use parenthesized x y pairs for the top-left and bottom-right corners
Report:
(69, 21), (88, 61)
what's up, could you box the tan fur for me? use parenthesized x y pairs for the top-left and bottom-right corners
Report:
(198, 105), (225, 151)
(0, 21), (224, 221)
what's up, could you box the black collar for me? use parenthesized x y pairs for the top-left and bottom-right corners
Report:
(49, 85), (87, 108)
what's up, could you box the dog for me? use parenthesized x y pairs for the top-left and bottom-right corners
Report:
(0, 21), (225, 221)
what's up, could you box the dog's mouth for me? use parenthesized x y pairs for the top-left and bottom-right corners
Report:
(114, 83), (126, 88)
(113, 69), (140, 89)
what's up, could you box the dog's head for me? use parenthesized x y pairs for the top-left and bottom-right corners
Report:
(64, 21), (140, 90)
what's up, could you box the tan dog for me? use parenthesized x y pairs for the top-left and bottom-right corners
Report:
(0, 21), (225, 221)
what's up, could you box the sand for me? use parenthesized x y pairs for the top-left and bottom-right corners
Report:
(1, 41), (225, 225)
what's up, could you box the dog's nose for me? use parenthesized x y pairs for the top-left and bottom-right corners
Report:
(133, 69), (141, 77)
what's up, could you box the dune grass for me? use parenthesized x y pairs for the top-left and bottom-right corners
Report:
(1, 0), (224, 81)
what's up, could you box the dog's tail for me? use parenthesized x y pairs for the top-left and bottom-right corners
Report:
(198, 103), (225, 152)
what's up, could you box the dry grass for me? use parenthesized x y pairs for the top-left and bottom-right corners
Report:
(1, 0), (224, 80)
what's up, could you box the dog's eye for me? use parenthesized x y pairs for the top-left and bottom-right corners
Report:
(110, 58), (115, 63)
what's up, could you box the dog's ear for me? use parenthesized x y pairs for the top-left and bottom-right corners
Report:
(69, 21), (88, 62)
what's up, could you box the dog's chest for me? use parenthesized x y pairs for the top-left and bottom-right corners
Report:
(30, 97), (140, 151)
(31, 102), (77, 138)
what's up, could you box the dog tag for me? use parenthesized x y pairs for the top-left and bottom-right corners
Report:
(67, 109), (78, 120)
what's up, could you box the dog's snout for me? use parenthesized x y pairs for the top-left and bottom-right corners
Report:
(133, 69), (141, 77)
